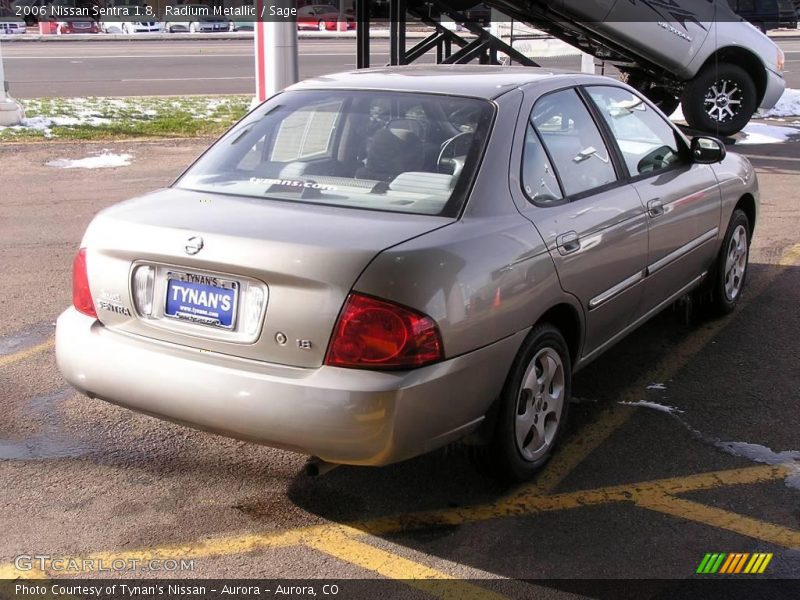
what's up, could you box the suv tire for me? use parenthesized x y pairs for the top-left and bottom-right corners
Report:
(682, 63), (757, 136)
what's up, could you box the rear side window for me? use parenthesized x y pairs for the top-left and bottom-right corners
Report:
(531, 89), (617, 198)
(585, 86), (683, 177)
(522, 126), (563, 206)
(178, 90), (494, 217)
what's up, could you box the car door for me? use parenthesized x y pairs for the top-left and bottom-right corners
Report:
(511, 86), (650, 359)
(584, 85), (722, 321)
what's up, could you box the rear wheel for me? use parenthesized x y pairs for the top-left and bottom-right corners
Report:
(681, 63), (757, 136)
(706, 209), (751, 316)
(489, 324), (571, 482)
(318, 20), (327, 31)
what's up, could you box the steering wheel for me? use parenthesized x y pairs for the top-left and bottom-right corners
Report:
(437, 132), (473, 175)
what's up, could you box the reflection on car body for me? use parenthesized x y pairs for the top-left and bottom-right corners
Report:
(56, 66), (758, 481)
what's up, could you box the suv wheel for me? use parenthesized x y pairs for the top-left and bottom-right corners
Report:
(490, 324), (571, 482)
(682, 63), (757, 136)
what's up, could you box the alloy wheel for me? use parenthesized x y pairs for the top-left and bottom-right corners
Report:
(515, 347), (565, 462)
(724, 224), (748, 301)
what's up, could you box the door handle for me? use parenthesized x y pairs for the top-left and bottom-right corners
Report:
(556, 231), (580, 255)
(647, 199), (665, 218)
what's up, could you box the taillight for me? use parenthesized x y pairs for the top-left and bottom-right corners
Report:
(72, 248), (97, 318)
(325, 293), (443, 370)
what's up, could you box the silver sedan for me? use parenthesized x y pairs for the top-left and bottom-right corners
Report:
(56, 66), (757, 480)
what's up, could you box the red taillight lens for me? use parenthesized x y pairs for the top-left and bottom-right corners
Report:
(325, 293), (443, 370)
(72, 248), (97, 318)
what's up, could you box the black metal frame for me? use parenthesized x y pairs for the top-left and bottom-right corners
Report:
(356, 0), (539, 69)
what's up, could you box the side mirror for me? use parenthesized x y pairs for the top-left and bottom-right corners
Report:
(691, 136), (726, 164)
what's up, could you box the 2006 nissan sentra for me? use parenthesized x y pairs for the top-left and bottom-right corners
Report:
(56, 66), (756, 481)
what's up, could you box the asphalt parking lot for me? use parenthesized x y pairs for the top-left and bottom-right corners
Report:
(0, 128), (799, 596)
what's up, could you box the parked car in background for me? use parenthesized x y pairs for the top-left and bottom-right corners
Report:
(56, 16), (100, 34)
(0, 6), (28, 33)
(166, 4), (231, 32)
(57, 66), (758, 481)
(230, 0), (254, 31)
(100, 0), (164, 33)
(728, 0), (798, 31)
(297, 4), (355, 30)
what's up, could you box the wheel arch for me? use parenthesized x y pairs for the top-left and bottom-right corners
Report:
(735, 193), (757, 238)
(535, 302), (583, 369)
(699, 47), (768, 106)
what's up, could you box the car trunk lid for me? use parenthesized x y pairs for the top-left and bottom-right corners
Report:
(81, 188), (450, 368)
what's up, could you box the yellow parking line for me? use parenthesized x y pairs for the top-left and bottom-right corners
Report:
(635, 492), (800, 550)
(0, 339), (54, 369)
(778, 243), (800, 266)
(305, 527), (509, 600)
(0, 565), (49, 579)
(3, 463), (787, 578)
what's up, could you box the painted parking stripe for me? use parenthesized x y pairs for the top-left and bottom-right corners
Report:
(305, 528), (509, 600)
(0, 339), (54, 368)
(634, 492), (800, 550)
(2, 463), (792, 578)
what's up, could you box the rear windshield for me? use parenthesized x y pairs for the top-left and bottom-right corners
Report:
(176, 90), (494, 217)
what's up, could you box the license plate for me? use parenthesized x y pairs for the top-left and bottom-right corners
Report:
(164, 272), (239, 329)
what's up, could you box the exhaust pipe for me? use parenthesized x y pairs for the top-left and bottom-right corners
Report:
(305, 456), (340, 477)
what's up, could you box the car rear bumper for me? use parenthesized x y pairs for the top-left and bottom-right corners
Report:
(56, 308), (523, 466)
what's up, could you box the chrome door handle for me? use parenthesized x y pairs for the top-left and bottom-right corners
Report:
(556, 231), (580, 255)
(647, 199), (665, 218)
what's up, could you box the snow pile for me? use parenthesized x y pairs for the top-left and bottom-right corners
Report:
(619, 400), (684, 414)
(716, 441), (800, 491)
(759, 88), (800, 118)
(47, 151), (133, 169)
(735, 122), (799, 145)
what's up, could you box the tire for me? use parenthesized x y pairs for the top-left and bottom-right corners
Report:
(681, 63), (757, 136)
(489, 324), (572, 482)
(122, 24), (129, 34)
(318, 20), (327, 31)
(189, 22), (197, 33)
(707, 209), (751, 316)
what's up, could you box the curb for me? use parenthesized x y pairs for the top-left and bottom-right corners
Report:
(0, 29), (438, 41)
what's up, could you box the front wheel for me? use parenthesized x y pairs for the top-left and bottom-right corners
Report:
(489, 324), (572, 482)
(681, 63), (757, 136)
(707, 209), (751, 316)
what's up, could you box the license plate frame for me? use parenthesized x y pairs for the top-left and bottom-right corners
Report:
(163, 271), (239, 330)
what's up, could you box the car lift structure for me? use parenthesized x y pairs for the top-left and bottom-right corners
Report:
(354, 0), (540, 69)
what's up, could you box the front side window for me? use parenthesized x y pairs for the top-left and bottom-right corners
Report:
(531, 89), (618, 198)
(586, 86), (683, 176)
(177, 90), (494, 217)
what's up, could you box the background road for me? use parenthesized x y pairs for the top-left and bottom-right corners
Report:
(3, 38), (799, 98)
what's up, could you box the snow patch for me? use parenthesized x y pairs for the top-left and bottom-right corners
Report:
(619, 400), (683, 414)
(47, 151), (132, 170)
(646, 383), (667, 391)
(735, 122), (799, 145)
(759, 88), (800, 118)
(716, 441), (800, 491)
